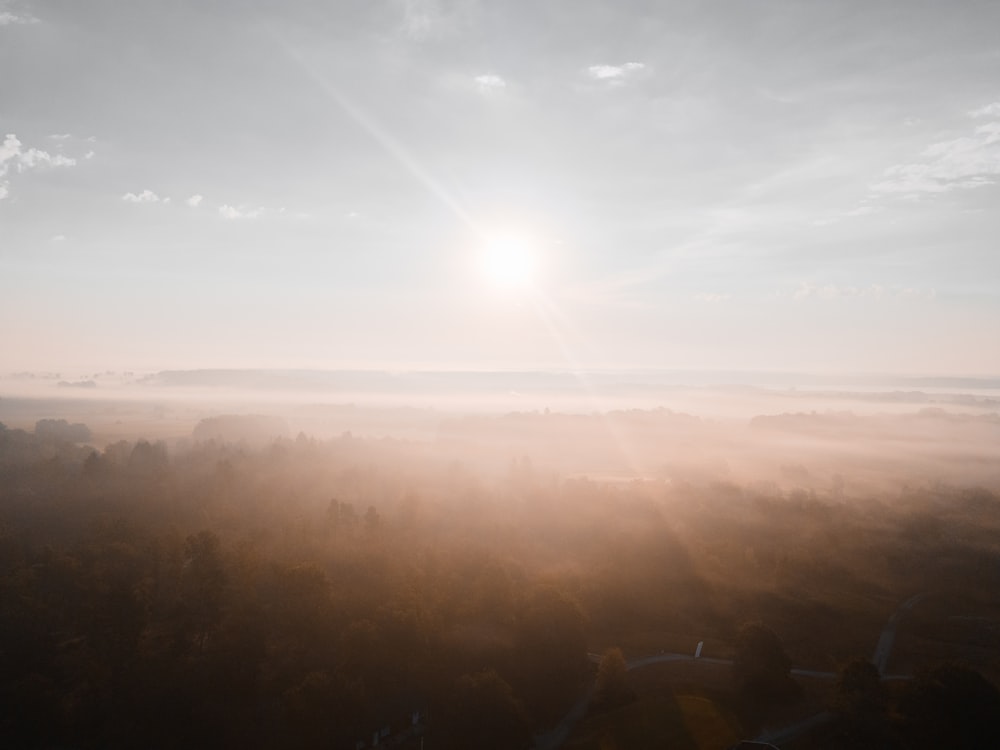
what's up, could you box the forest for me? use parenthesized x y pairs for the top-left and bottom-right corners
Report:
(1, 407), (999, 749)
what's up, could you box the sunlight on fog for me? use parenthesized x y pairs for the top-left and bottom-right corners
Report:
(2, 370), (1000, 747)
(3, 0), (1000, 746)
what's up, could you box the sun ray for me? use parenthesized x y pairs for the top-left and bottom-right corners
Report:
(528, 291), (646, 478)
(278, 41), (479, 232)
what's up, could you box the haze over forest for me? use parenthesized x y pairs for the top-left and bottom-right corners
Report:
(3, 1), (1000, 749)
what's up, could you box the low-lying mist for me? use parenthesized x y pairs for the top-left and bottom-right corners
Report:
(3, 368), (999, 492)
(2, 368), (999, 748)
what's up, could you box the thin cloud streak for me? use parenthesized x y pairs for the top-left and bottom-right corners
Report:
(872, 105), (1000, 197)
(586, 62), (645, 81)
(792, 282), (936, 302)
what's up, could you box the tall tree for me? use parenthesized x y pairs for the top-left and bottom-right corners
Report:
(181, 530), (226, 649)
(899, 663), (1000, 750)
(733, 621), (794, 701)
(594, 647), (632, 708)
(832, 658), (891, 748)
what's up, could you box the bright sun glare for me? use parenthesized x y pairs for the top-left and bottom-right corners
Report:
(481, 233), (538, 291)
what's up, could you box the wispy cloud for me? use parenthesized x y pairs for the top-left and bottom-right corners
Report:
(969, 102), (1000, 119)
(122, 189), (161, 203)
(186, 194), (203, 207)
(399, 0), (435, 38)
(586, 62), (646, 82)
(473, 74), (506, 93)
(398, 0), (466, 40)
(793, 282), (936, 302)
(1, 133), (78, 200)
(842, 205), (882, 217)
(812, 203), (885, 227)
(0, 3), (38, 25)
(219, 204), (262, 219)
(18, 150), (77, 169)
(872, 104), (1000, 197)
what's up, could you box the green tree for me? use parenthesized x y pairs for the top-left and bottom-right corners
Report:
(513, 586), (588, 721)
(594, 647), (632, 708)
(832, 658), (890, 748)
(733, 621), (794, 702)
(899, 663), (1000, 750)
(181, 530), (226, 649)
(445, 669), (531, 750)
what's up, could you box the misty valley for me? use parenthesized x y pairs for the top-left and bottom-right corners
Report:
(6, 0), (1000, 747)
(2, 379), (999, 749)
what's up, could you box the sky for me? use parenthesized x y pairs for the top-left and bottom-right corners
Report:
(1, 0), (999, 375)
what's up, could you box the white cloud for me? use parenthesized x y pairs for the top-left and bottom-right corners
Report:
(0, 5), (38, 25)
(50, 234), (66, 242)
(695, 292), (731, 303)
(122, 189), (161, 203)
(969, 102), (1000, 118)
(474, 74), (506, 92)
(586, 62), (646, 82)
(186, 194), (203, 207)
(17, 149), (76, 170)
(398, 0), (465, 40)
(1, 133), (77, 172)
(872, 111), (1000, 197)
(0, 133), (79, 200)
(0, 133), (19, 165)
(219, 204), (261, 219)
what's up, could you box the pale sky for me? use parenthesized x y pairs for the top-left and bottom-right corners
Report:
(2, 0), (999, 375)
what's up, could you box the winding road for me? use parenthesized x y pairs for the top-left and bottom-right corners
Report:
(871, 593), (925, 675)
(534, 593), (928, 750)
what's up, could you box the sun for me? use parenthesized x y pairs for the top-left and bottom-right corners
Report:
(480, 233), (539, 291)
